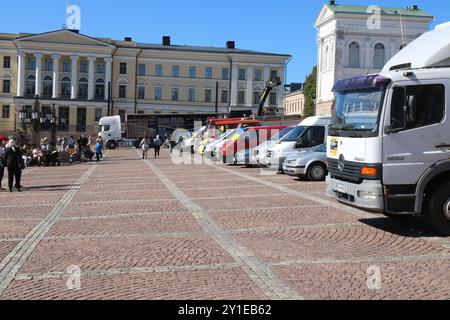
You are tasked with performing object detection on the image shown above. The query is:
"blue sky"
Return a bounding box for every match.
[1,0,449,83]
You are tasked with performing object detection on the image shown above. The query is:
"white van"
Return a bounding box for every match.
[266,116,331,171]
[99,116,122,149]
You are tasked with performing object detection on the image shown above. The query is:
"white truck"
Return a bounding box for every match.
[99,116,122,150]
[326,22,450,236]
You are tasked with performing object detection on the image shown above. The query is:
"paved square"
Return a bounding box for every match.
[0,148,449,300]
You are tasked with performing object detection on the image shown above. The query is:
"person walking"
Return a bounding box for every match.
[153,135,162,159]
[140,136,150,159]
[5,137,23,192]
[96,134,104,158]
[0,138,6,191]
[95,141,102,163]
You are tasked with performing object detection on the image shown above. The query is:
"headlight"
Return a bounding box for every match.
[357,191,378,200]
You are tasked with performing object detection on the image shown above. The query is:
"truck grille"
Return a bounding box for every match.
[328,158,364,184]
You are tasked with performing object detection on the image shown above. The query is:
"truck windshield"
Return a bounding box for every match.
[330,88,385,137]
[280,126,306,142]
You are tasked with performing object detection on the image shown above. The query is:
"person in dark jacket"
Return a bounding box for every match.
[0,137,6,191]
[5,137,23,192]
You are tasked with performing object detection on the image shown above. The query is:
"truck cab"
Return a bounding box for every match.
[326,22,450,235]
[99,116,122,150]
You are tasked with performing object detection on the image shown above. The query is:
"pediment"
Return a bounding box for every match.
[315,5,334,27]
[15,29,114,48]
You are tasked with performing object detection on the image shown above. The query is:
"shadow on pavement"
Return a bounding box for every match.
[359,216,439,238]
[23,184,74,192]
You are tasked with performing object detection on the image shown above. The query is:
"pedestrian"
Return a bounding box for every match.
[95,142,102,163]
[5,137,23,192]
[96,134,104,158]
[140,136,150,159]
[153,135,162,159]
[0,137,6,191]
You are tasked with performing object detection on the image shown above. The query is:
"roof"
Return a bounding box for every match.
[326,3,434,18]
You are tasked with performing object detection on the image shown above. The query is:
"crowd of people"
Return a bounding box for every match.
[0,133,105,192]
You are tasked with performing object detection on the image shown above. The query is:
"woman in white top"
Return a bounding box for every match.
[139,136,151,159]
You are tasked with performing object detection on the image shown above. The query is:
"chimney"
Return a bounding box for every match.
[226,41,235,49]
[162,36,171,46]
[412,4,418,10]
[124,37,132,42]
[329,0,336,5]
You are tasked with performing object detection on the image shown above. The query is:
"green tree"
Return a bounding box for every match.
[303,66,317,117]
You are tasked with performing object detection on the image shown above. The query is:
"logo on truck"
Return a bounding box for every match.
[338,154,345,172]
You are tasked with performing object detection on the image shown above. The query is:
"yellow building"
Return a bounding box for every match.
[284,90,305,116]
[0,29,290,137]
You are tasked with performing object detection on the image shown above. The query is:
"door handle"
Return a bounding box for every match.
[435,144,450,149]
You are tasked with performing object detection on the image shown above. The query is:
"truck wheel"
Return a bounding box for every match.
[108,141,117,150]
[307,163,327,181]
[426,181,450,236]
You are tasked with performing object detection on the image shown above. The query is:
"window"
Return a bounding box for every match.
[154,87,162,100]
[58,107,69,131]
[349,42,360,68]
[78,78,88,99]
[171,87,179,101]
[253,91,261,104]
[43,76,53,97]
[119,63,127,75]
[205,89,212,102]
[95,78,105,100]
[28,58,36,71]
[96,62,104,74]
[221,90,228,103]
[238,91,245,104]
[95,108,103,122]
[80,60,88,73]
[26,75,36,96]
[62,60,71,72]
[3,56,10,69]
[41,59,51,72]
[373,43,385,69]
[2,105,10,119]
[390,84,445,131]
[138,64,146,76]
[61,76,71,98]
[270,70,278,81]
[2,79,10,93]
[119,85,126,98]
[155,64,163,77]
[270,92,277,105]
[205,67,213,79]
[76,108,86,132]
[189,66,196,78]
[188,88,196,102]
[222,68,229,80]
[238,68,246,81]
[297,126,326,148]
[172,65,179,77]
[138,86,145,99]
[254,70,262,81]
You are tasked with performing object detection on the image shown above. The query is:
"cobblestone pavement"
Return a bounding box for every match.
[0,148,449,300]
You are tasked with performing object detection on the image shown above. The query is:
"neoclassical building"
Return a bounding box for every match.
[0,29,290,136]
[314,2,434,115]
[284,89,305,116]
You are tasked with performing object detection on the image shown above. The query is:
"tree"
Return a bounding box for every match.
[303,66,317,117]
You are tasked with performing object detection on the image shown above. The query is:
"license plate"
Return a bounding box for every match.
[337,184,348,194]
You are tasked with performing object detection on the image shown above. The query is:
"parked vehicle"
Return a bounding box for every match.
[283,144,328,181]
[225,126,289,165]
[99,116,122,150]
[326,22,450,235]
[266,116,331,171]
[254,126,296,167]
[204,129,238,160]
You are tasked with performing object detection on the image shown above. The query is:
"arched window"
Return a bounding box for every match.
[43,75,53,97]
[61,76,71,98]
[78,77,88,99]
[26,75,36,96]
[349,42,360,68]
[95,78,105,100]
[373,43,385,69]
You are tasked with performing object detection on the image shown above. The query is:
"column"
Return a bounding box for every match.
[87,57,96,100]
[263,66,270,107]
[230,63,238,107]
[17,52,25,97]
[34,53,43,97]
[71,55,79,99]
[52,54,61,99]
[277,67,285,111]
[104,57,113,101]
[246,65,253,107]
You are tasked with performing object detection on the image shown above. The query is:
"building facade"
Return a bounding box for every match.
[0,29,290,137]
[314,2,434,116]
[284,90,305,116]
